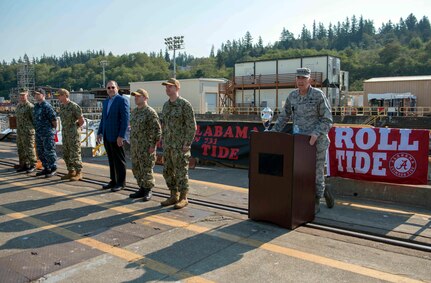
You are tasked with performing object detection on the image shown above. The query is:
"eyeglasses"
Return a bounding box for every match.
[107,86,116,90]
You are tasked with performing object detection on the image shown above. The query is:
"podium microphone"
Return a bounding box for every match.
[291,106,299,134]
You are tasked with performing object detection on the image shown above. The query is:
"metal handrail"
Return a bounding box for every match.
[49,106,431,117]
[331,106,431,117]
[80,129,93,145]
[92,143,106,157]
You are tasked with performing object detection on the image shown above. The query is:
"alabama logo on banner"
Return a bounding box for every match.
[328,127,429,185]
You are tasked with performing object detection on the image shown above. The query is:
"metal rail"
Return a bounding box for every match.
[0,131,13,141]
[305,223,431,253]
[72,175,250,215]
[1,159,430,253]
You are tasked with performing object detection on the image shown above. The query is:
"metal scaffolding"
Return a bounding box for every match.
[11,58,36,104]
[17,59,35,92]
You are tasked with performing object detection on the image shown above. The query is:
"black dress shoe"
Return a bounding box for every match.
[111,185,124,192]
[16,165,29,172]
[102,183,115,190]
[142,189,152,202]
[36,169,49,177]
[45,168,57,178]
[129,187,148,199]
[26,165,36,173]
[324,187,335,208]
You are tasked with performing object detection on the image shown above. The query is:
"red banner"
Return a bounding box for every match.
[156,121,263,166]
[328,127,429,185]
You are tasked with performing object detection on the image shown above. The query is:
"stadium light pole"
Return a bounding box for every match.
[164,36,185,78]
[100,60,108,88]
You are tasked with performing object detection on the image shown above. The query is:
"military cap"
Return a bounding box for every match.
[34,88,46,95]
[296,68,311,78]
[55,88,70,97]
[131,88,149,98]
[162,78,180,89]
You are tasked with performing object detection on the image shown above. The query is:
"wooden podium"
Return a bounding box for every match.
[249,131,316,229]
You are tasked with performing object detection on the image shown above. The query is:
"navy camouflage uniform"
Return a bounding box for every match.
[59,101,83,172]
[272,86,333,198]
[130,105,161,189]
[161,97,196,194]
[16,101,36,167]
[34,100,57,171]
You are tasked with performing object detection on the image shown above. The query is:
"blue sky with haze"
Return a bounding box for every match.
[0,0,429,63]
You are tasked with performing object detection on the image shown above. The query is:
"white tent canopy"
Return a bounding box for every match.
[368,93,416,101]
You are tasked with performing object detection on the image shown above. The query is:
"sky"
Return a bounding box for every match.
[0,0,429,63]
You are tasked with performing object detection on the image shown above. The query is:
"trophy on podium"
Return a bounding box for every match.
[260,107,273,131]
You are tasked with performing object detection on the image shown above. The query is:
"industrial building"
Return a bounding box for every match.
[130,78,227,114]
[218,55,345,113]
[363,76,431,110]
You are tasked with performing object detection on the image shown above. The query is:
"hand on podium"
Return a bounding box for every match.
[309,134,317,146]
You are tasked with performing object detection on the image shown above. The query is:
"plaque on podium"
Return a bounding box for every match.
[249,131,316,229]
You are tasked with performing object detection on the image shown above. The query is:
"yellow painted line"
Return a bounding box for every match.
[259,242,422,283]
[2,161,427,220]
[0,177,424,282]
[0,204,213,283]
[34,186,211,234]
[204,230,424,283]
[82,161,247,192]
[82,161,430,212]
[31,186,210,234]
[188,179,246,193]
[337,201,431,218]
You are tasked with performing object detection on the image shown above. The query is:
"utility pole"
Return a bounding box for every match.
[100,60,108,88]
[164,36,185,78]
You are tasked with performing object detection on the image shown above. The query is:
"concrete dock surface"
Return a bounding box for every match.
[0,141,430,282]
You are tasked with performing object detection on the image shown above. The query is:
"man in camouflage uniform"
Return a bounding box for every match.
[272,68,335,213]
[56,88,85,181]
[128,88,161,201]
[160,78,197,209]
[15,90,37,173]
[33,88,58,178]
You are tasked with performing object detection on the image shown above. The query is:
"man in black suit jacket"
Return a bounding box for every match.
[97,80,130,191]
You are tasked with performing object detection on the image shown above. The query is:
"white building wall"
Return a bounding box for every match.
[257,89,275,108]
[236,88,305,110]
[235,89,254,105]
[278,89,295,109]
[234,62,254,76]
[201,82,220,113]
[255,61,276,75]
[302,56,328,80]
[278,59,301,74]
[354,95,364,107]
[332,57,341,84]
[130,78,226,114]
[234,56,343,108]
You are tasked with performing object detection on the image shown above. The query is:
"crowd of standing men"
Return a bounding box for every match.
[96,78,196,208]
[15,78,197,210]
[15,88,59,177]
[14,72,332,212]
[15,87,84,179]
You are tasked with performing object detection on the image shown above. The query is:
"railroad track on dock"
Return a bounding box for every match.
[1,159,430,253]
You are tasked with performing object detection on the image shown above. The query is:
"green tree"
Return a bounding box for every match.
[379,41,402,64]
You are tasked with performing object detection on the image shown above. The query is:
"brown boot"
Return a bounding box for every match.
[70,170,83,181]
[160,190,179,207]
[174,191,189,209]
[61,170,75,180]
